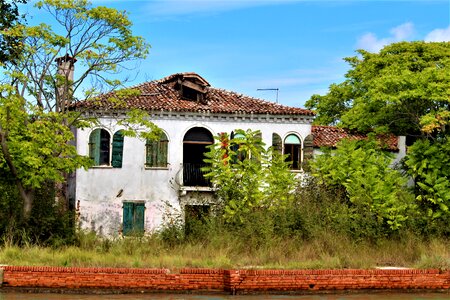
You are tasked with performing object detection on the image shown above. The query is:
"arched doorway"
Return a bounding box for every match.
[183,127,214,186]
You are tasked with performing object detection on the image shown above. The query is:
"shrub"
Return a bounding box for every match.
[310,138,415,238]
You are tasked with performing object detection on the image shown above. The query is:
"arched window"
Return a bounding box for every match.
[146,131,169,168]
[230,131,246,162]
[111,130,124,168]
[89,129,110,166]
[284,134,301,170]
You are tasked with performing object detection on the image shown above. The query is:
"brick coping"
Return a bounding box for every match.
[1,266,447,275]
[1,266,449,294]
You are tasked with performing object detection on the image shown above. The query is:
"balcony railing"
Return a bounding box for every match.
[183,163,211,187]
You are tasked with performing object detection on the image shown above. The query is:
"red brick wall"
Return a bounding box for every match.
[1,266,449,294]
[236,269,450,292]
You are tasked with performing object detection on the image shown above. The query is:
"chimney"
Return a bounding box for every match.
[55,54,77,112]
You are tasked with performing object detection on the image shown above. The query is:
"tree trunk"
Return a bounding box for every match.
[18,184,34,220]
[0,127,34,220]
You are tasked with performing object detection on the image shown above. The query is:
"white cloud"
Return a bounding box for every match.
[356,22,415,52]
[390,22,414,40]
[425,25,450,42]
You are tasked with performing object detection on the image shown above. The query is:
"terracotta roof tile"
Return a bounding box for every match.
[74,73,314,116]
[312,125,399,151]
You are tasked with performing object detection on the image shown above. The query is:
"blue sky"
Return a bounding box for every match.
[25,0,450,108]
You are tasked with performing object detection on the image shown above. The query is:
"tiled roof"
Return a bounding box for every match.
[312,125,399,151]
[74,72,314,116]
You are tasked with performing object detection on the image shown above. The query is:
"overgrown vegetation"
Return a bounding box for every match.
[0,175,76,246]
[0,181,449,269]
[311,137,414,237]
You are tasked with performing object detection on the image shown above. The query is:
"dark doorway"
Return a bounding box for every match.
[183,127,213,186]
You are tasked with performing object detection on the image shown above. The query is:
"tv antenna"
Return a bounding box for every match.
[257,88,279,103]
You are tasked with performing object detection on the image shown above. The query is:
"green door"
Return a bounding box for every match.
[123,202,145,235]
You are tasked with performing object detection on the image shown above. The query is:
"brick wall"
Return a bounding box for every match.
[1,266,449,294]
[236,269,450,293]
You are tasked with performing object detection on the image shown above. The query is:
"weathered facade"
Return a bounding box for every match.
[73,73,315,236]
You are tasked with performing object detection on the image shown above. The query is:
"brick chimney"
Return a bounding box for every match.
[55,54,77,112]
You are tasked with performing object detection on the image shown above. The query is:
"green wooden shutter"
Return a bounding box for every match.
[134,203,145,234]
[272,133,282,154]
[123,202,133,235]
[89,129,101,165]
[146,140,155,167]
[158,133,168,167]
[302,134,314,171]
[112,131,124,168]
[146,132,168,168]
[123,202,145,236]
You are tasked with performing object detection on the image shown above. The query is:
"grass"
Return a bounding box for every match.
[1,232,449,270]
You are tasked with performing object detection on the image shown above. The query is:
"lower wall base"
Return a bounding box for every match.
[1,266,449,295]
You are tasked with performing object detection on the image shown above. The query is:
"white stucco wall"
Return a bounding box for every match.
[75,112,313,237]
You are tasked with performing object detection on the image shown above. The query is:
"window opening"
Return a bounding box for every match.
[146,131,169,168]
[230,131,246,162]
[284,134,301,170]
[181,86,203,102]
[89,128,110,166]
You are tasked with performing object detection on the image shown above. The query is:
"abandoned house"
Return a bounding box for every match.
[71,72,320,236]
[71,72,406,237]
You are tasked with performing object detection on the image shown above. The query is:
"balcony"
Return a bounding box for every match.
[182,163,211,187]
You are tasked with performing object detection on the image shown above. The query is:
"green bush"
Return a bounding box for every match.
[404,137,450,224]
[310,138,415,238]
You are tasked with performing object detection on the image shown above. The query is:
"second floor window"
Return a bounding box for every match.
[284,134,301,170]
[89,128,110,166]
[89,128,124,168]
[146,132,169,168]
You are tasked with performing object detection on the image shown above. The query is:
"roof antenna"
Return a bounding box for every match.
[257,88,279,103]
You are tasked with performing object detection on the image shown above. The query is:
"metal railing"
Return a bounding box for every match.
[182,163,211,187]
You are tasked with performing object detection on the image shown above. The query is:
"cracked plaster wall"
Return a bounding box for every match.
[75,114,312,237]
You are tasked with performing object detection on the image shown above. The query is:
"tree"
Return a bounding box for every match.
[0,0,151,220]
[306,41,450,139]
[0,0,26,64]
[306,41,450,228]
[311,138,414,234]
[203,129,297,224]
[403,137,450,221]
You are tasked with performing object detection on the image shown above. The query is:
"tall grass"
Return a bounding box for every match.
[0,229,449,270]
